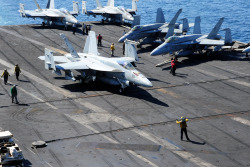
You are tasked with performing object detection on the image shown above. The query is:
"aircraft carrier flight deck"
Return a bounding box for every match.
[0,23,249,167]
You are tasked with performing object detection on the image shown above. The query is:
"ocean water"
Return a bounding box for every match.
[0,0,249,43]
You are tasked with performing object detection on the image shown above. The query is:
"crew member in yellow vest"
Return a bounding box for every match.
[176,117,190,141]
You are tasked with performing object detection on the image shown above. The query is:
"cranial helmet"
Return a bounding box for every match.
[181,117,185,121]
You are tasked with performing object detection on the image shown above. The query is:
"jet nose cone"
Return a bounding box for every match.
[139,76,153,87]
[151,48,162,56]
[143,78,153,87]
[128,16,134,21]
[150,44,167,56]
[118,35,126,43]
[145,80,153,87]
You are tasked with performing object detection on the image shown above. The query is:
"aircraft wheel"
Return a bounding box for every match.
[119,88,127,94]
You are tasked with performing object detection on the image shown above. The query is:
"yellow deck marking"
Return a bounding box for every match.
[157,88,180,98]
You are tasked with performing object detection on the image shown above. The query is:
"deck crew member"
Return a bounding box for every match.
[110,43,115,57]
[14,64,21,80]
[11,85,19,104]
[1,69,10,85]
[176,117,190,141]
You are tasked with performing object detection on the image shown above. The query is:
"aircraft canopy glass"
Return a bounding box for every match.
[60,9,70,15]
[118,61,135,70]
[118,6,127,12]
[132,25,142,31]
[165,36,179,43]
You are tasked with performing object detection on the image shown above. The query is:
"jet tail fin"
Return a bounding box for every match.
[19,4,26,17]
[165,9,182,39]
[132,0,139,12]
[96,0,103,8]
[33,0,41,10]
[131,15,140,27]
[46,0,55,9]
[125,40,139,62]
[60,34,80,59]
[181,18,189,32]
[73,1,80,14]
[82,1,87,13]
[107,0,114,7]
[223,28,232,45]
[207,17,224,39]
[193,16,201,34]
[44,48,56,70]
[83,31,99,56]
[156,8,165,23]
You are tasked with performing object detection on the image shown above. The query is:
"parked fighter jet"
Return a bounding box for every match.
[118,8,192,47]
[83,0,139,23]
[151,17,230,56]
[243,46,250,57]
[38,31,152,93]
[19,0,80,28]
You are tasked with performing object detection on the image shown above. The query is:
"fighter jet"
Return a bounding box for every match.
[118,8,192,47]
[243,46,250,57]
[38,31,152,93]
[82,0,139,23]
[19,0,80,28]
[151,17,231,56]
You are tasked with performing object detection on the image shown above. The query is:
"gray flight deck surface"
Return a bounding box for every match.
[0,23,249,167]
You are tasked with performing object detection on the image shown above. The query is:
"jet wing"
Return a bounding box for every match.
[70,12,78,15]
[56,59,122,72]
[56,61,88,70]
[23,10,47,17]
[175,41,199,45]
[38,56,70,63]
[110,57,135,64]
[102,8,120,14]
[144,29,161,33]
[160,28,182,34]
[24,10,64,18]
[199,39,224,45]
[44,11,64,17]
[87,9,105,15]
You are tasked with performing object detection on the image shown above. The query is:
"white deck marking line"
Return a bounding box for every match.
[0,59,76,98]
[228,79,250,88]
[0,71,57,109]
[71,102,217,167]
[173,151,216,167]
[231,117,250,126]
[26,147,36,155]
[0,27,67,55]
[45,161,53,167]
[18,86,58,109]
[66,115,159,167]
[192,67,250,88]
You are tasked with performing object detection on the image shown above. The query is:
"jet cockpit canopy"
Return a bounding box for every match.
[165,36,179,43]
[118,61,135,70]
